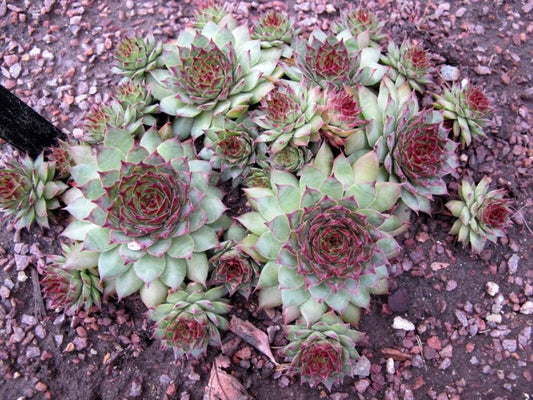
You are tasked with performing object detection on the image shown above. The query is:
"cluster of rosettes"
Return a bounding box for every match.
[0,0,514,391]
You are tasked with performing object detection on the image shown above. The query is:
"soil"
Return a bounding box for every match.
[1,0,532,399]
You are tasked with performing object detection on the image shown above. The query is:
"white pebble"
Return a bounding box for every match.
[486,281,500,296]
[520,301,533,315]
[392,316,415,331]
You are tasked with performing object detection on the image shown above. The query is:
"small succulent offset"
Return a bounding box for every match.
[150,283,230,358]
[41,243,102,313]
[112,34,162,81]
[434,82,492,145]
[381,40,433,92]
[0,153,68,230]
[252,10,297,56]
[238,144,405,326]
[446,177,513,253]
[62,128,227,308]
[283,312,363,390]
[331,6,387,44]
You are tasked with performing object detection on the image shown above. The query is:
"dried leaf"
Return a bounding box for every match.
[380,347,412,361]
[229,316,278,365]
[203,356,249,400]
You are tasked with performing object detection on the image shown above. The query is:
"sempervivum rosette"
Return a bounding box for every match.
[252,10,297,57]
[434,82,492,145]
[149,15,282,139]
[263,145,313,175]
[41,243,102,313]
[209,241,259,299]
[355,77,457,213]
[331,6,387,44]
[150,283,230,358]
[238,144,405,326]
[283,312,363,390]
[317,85,366,148]
[0,153,67,230]
[62,128,227,308]
[381,40,433,92]
[200,117,260,186]
[111,34,162,81]
[446,177,513,253]
[253,79,323,153]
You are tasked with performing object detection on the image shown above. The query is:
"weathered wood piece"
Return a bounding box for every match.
[0,84,66,157]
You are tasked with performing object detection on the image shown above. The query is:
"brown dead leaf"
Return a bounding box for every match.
[229,316,278,365]
[380,348,412,361]
[203,356,249,400]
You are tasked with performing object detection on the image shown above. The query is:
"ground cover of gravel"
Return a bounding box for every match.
[0,0,532,399]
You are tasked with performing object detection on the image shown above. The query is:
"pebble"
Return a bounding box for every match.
[446,280,457,291]
[355,378,370,393]
[520,301,533,315]
[26,346,41,358]
[440,65,460,81]
[392,316,415,331]
[438,358,451,370]
[507,254,519,274]
[486,282,500,296]
[486,313,503,323]
[353,356,371,377]
[501,339,517,352]
[386,358,395,375]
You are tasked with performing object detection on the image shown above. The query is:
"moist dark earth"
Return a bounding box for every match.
[1,0,532,399]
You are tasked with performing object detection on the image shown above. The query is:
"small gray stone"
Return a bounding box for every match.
[392,316,415,331]
[520,301,533,315]
[486,282,499,296]
[353,356,371,377]
[440,65,460,81]
[501,339,517,352]
[26,346,41,359]
[507,254,519,274]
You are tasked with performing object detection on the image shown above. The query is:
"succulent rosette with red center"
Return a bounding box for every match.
[150,15,282,139]
[111,34,162,81]
[283,312,363,390]
[331,6,387,44]
[209,241,259,298]
[252,10,297,56]
[62,128,227,308]
[238,144,405,326]
[318,85,366,147]
[150,283,230,358]
[381,40,433,92]
[446,177,513,253]
[434,83,493,145]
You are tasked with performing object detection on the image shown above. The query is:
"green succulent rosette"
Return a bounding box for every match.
[253,79,323,153]
[149,16,282,139]
[0,153,67,230]
[262,145,313,175]
[238,144,405,326]
[434,83,492,145]
[288,28,387,88]
[251,10,297,57]
[41,242,102,313]
[381,40,433,92]
[150,283,230,358]
[331,6,387,44]
[62,128,227,308]
[355,77,457,213]
[192,0,230,29]
[446,177,513,253]
[283,312,363,390]
[111,34,162,81]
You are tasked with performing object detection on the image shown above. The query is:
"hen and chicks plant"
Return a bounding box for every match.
[0,0,511,391]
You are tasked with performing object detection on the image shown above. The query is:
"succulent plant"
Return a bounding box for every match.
[252,10,297,56]
[61,128,227,308]
[114,80,159,125]
[209,241,259,299]
[262,145,313,174]
[446,177,513,253]
[253,79,323,153]
[47,139,73,180]
[238,144,405,325]
[41,242,102,313]
[381,40,433,92]
[357,77,457,213]
[200,117,260,186]
[0,153,68,230]
[112,34,162,81]
[317,85,366,148]
[192,0,230,29]
[434,82,492,145]
[150,283,230,358]
[150,17,282,139]
[283,312,363,390]
[331,6,387,44]
[245,167,271,189]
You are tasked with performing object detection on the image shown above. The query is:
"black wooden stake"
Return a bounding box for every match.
[0,84,66,158]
